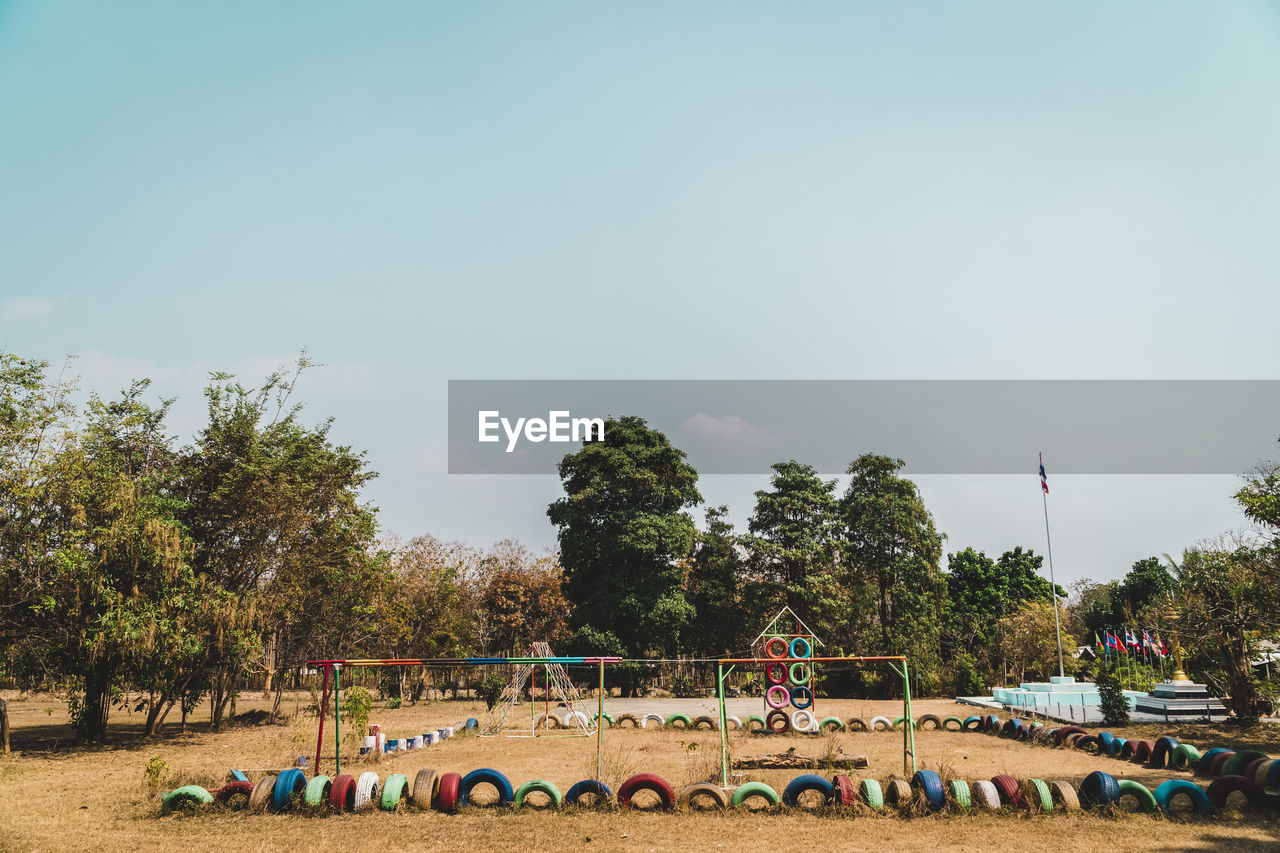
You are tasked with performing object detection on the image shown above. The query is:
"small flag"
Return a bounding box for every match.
[1094,632,1103,649]
[1105,632,1120,650]
[1156,634,1169,658]
[1039,453,1049,494]
[1125,629,1138,649]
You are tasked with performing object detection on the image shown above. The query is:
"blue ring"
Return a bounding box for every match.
[789,685,814,709]
[789,637,811,658]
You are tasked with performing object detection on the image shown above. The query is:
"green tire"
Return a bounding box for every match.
[304,775,332,808]
[514,779,563,809]
[380,773,409,811]
[891,715,915,730]
[942,716,963,731]
[744,715,766,731]
[161,785,213,813]
[665,712,693,729]
[1173,743,1202,770]
[818,716,845,732]
[948,779,972,810]
[1025,778,1053,813]
[593,713,614,727]
[859,778,884,809]
[1116,779,1158,813]
[1224,750,1268,777]
[731,781,781,809]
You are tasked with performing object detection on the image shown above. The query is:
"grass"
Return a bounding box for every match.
[2,693,1279,851]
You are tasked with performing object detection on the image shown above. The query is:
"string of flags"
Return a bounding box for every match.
[1093,629,1169,658]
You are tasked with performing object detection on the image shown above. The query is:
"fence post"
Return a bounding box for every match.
[0,698,9,754]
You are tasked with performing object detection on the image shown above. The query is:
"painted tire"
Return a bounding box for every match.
[1196,747,1231,775]
[1054,726,1085,745]
[912,769,945,812]
[1242,757,1269,784]
[1000,718,1021,737]
[618,773,675,811]
[1098,732,1115,753]
[1206,775,1265,810]
[764,637,789,658]
[248,775,277,813]
[885,779,912,808]
[869,715,892,732]
[846,717,869,732]
[1173,743,1202,771]
[819,716,845,732]
[1049,780,1080,812]
[1116,779,1158,813]
[459,768,514,807]
[971,780,1001,811]
[1074,735,1102,754]
[1154,779,1211,815]
[436,772,462,813]
[789,686,814,710]
[916,714,942,730]
[788,662,811,684]
[379,773,408,811]
[892,715,915,731]
[272,768,307,812]
[1150,736,1180,768]
[677,782,728,810]
[1120,739,1138,760]
[948,779,972,810]
[859,778,884,809]
[766,685,790,709]
[1224,750,1268,777]
[664,713,692,730]
[745,714,766,732]
[1256,758,1280,788]
[990,774,1024,807]
[766,662,788,684]
[1111,737,1128,757]
[983,714,1001,733]
[1023,778,1053,813]
[465,717,478,730]
[563,710,590,728]
[790,709,817,732]
[593,712,614,728]
[534,713,562,730]
[765,709,791,733]
[1133,740,1155,764]
[329,774,356,812]
[782,773,833,808]
[215,780,253,809]
[789,636,812,658]
[961,715,983,732]
[725,715,742,730]
[1064,732,1087,749]
[564,779,613,807]
[615,713,640,728]
[1079,771,1119,808]
[161,785,212,813]
[411,769,438,809]
[942,716,963,731]
[1208,751,1236,777]
[692,715,717,730]
[514,779,562,809]
[303,775,332,808]
[831,775,856,806]
[731,781,781,809]
[354,771,381,812]
[640,713,665,729]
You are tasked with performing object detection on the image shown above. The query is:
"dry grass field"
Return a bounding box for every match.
[3,692,1280,852]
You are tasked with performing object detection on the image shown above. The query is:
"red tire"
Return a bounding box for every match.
[1133,740,1155,763]
[215,780,253,808]
[1242,757,1269,783]
[831,775,856,807]
[1206,775,1265,810]
[1209,751,1235,777]
[990,774,1026,808]
[1054,726,1085,745]
[764,637,789,659]
[765,709,791,733]
[329,774,357,812]
[618,773,675,811]
[436,772,462,813]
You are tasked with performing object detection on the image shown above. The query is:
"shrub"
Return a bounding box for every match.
[1096,660,1130,726]
[477,674,506,710]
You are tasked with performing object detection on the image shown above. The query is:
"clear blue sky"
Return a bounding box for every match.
[3,2,1277,587]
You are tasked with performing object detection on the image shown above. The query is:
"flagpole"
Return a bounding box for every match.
[1040,452,1066,678]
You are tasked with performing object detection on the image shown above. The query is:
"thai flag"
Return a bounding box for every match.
[1039,453,1049,494]
[1125,629,1139,649]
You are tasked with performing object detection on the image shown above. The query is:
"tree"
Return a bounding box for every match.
[742,462,839,635]
[548,416,700,661]
[686,506,744,656]
[1118,557,1177,619]
[1095,657,1131,726]
[996,601,1076,684]
[1237,450,1280,533]
[477,540,570,655]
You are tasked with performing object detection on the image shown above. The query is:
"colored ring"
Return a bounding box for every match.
[1153,779,1211,815]
[790,709,816,732]
[765,662,787,684]
[781,773,833,808]
[458,767,514,807]
[730,781,781,809]
[564,779,613,807]
[765,709,791,733]
[789,637,811,658]
[160,785,213,813]
[764,637,789,658]
[788,662,811,684]
[766,685,790,709]
[514,779,562,809]
[789,686,814,709]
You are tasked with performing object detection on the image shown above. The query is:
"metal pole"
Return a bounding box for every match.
[717,662,731,787]
[596,661,604,780]
[334,664,341,778]
[1040,452,1066,678]
[902,660,917,775]
[315,664,331,773]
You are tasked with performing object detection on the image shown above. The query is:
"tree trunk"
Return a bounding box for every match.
[0,698,9,753]
[78,658,113,743]
[144,695,169,737]
[1221,635,1257,719]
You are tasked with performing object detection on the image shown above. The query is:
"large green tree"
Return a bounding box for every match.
[685,505,744,656]
[548,416,700,660]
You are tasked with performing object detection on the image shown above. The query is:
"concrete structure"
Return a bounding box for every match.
[1133,679,1227,719]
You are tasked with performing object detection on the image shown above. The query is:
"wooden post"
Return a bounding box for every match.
[0,697,9,753]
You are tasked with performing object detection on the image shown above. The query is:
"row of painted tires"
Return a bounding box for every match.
[365,719,470,754]
[161,767,1265,818]
[587,712,947,733]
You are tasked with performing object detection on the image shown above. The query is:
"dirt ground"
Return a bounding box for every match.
[3,692,1280,852]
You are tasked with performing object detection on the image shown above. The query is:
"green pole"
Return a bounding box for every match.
[901,660,916,776]
[716,663,732,787]
[334,664,341,777]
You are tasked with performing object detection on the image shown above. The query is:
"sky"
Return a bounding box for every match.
[2,2,1278,590]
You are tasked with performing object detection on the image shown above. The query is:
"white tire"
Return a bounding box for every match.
[354,771,381,812]
[971,780,1001,811]
[641,713,665,729]
[791,710,817,732]
[870,715,892,732]
[725,715,742,730]
[563,710,590,727]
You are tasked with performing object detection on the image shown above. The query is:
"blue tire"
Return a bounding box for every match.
[1098,732,1115,753]
[564,779,614,807]
[1268,759,1280,789]
[961,715,983,731]
[458,768,514,807]
[1151,736,1180,768]
[1079,771,1119,809]
[911,769,945,812]
[465,717,478,730]
[1153,779,1210,816]
[789,686,814,710]
[1109,737,1127,757]
[272,768,308,812]
[781,773,833,808]
[789,637,812,659]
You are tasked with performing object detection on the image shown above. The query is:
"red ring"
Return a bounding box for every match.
[764,637,788,659]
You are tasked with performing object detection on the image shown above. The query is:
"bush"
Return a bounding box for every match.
[343,686,373,739]
[950,653,985,697]
[387,697,401,709]
[1096,660,1130,726]
[671,673,699,698]
[477,674,506,710]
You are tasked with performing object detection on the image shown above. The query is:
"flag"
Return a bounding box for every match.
[1039,453,1049,494]
[1142,631,1154,653]
[1105,632,1120,651]
[1094,632,1103,649]
[1125,629,1139,650]
[1156,634,1169,658]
